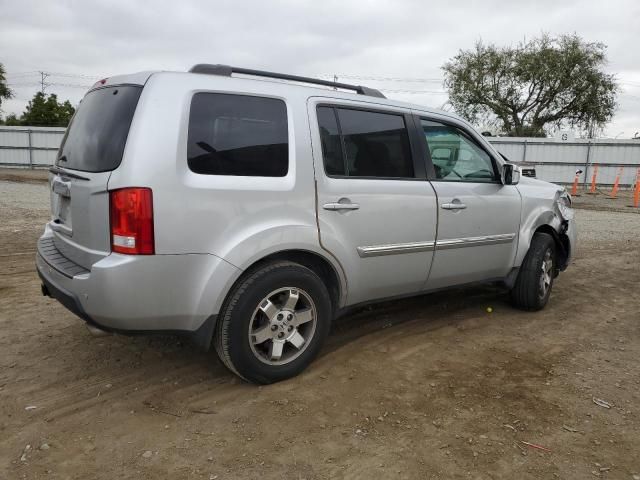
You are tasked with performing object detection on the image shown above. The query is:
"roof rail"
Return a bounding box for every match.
[188,64,386,99]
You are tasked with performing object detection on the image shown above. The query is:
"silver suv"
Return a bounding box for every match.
[37,64,576,384]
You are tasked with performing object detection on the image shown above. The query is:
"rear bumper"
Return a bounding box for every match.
[36,237,241,348]
[38,264,93,323]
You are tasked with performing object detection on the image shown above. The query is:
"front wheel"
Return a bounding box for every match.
[510,232,557,311]
[214,261,332,384]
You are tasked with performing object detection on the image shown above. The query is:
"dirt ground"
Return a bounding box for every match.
[1,169,639,480]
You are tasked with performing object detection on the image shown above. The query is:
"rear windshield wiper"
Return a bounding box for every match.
[49,165,90,181]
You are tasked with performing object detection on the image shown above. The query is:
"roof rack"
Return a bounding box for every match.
[188,64,386,99]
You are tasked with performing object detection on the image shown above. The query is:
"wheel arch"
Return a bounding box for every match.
[224,248,345,316]
[246,250,343,311]
[515,208,564,268]
[515,213,569,273]
[532,224,570,271]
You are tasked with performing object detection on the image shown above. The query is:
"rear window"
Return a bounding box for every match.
[57,86,142,172]
[187,93,288,177]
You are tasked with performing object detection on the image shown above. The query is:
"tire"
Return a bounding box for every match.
[510,232,557,311]
[214,261,332,384]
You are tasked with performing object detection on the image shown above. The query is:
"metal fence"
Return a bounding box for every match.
[489,137,640,187]
[0,126,65,168]
[1,126,639,186]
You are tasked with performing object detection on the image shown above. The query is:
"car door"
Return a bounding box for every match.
[416,117,522,290]
[309,100,438,305]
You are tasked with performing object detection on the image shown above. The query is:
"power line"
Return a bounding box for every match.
[6,70,100,80]
[48,71,100,80]
[4,71,40,78]
[47,82,92,88]
[6,82,42,87]
[326,73,640,91]
[378,89,446,94]
[8,68,640,86]
[5,69,640,103]
[330,74,443,83]
[7,81,91,89]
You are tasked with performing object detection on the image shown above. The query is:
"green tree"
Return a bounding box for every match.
[3,113,21,126]
[0,63,12,111]
[0,63,14,124]
[20,91,75,127]
[442,34,618,137]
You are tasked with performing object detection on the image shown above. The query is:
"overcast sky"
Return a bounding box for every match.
[2,0,639,138]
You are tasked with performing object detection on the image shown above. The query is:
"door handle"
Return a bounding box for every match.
[323,202,360,211]
[441,202,467,210]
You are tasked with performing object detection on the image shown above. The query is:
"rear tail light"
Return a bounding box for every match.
[91,78,108,89]
[109,188,154,255]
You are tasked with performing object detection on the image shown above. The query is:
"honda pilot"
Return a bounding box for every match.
[37,64,577,384]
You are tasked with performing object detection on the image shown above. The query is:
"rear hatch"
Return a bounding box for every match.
[47,84,143,270]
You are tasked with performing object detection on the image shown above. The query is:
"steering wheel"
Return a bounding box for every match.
[434,163,464,180]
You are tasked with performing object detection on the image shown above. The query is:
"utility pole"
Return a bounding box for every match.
[333,74,338,90]
[38,71,50,94]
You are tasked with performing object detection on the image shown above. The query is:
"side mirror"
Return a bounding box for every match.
[502,163,520,185]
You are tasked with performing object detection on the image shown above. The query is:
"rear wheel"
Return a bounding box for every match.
[511,232,556,311]
[214,261,331,384]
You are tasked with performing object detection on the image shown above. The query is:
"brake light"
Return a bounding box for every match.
[109,188,154,255]
[91,78,108,89]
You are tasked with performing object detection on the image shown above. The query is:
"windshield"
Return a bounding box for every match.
[57,86,142,172]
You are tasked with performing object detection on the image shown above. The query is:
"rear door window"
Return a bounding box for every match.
[316,107,344,176]
[58,86,142,172]
[317,106,415,179]
[187,93,288,177]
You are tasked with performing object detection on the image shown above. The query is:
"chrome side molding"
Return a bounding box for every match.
[357,241,436,258]
[357,234,516,257]
[435,233,516,250]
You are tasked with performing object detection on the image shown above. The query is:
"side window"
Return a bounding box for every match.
[187,93,288,177]
[316,106,415,179]
[421,120,497,183]
[317,107,344,176]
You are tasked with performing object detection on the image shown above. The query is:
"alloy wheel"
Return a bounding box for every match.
[248,287,317,366]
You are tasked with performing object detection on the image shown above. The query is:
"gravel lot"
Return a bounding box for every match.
[1,172,639,479]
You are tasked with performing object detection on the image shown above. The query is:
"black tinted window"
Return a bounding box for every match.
[317,108,414,178]
[188,93,288,177]
[317,107,344,176]
[58,86,142,172]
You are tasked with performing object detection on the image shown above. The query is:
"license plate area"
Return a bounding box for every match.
[51,179,73,232]
[57,196,72,227]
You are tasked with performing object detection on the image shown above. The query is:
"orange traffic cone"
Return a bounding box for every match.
[570,172,580,196]
[588,164,599,194]
[610,167,623,199]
